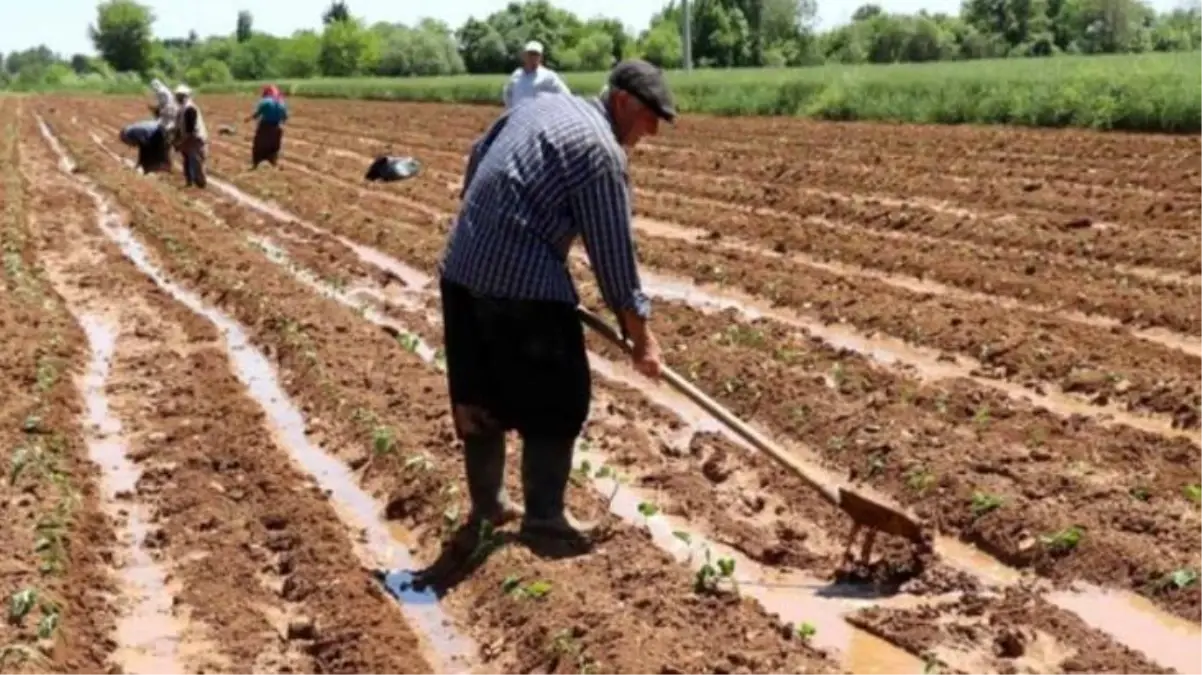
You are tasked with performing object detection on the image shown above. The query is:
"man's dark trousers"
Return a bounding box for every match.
[439,278,591,536]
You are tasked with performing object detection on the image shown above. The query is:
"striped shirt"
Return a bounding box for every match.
[439,93,650,319]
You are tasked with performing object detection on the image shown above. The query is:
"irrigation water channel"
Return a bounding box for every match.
[40,117,477,673]
[66,118,1202,674]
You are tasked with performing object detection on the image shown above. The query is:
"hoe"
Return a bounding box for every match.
[577,306,932,563]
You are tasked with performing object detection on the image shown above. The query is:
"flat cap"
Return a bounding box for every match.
[608,59,676,123]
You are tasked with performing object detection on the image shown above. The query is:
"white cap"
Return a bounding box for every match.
[523,40,543,54]
[174,84,191,96]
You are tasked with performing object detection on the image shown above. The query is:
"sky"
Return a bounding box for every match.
[2,0,1184,58]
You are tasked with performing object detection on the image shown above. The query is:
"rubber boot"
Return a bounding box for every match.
[519,435,594,542]
[463,433,521,527]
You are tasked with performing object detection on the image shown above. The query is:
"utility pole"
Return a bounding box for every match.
[682,0,693,70]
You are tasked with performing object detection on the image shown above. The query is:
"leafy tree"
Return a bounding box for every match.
[323,1,351,25]
[88,0,155,72]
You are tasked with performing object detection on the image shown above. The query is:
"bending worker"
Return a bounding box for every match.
[172,84,208,188]
[501,40,570,109]
[438,59,675,545]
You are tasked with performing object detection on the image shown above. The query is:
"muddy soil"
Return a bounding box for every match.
[0,101,119,674]
[43,96,1199,674]
[40,109,842,674]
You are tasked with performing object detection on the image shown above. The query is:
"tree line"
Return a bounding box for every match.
[2,0,1199,89]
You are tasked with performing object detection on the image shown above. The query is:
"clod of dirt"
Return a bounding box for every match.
[286,616,317,640]
[261,514,289,530]
[993,626,1031,658]
[1061,369,1108,394]
[1061,217,1093,229]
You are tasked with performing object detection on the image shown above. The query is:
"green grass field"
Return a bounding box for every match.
[198,52,1201,132]
[21,52,1197,132]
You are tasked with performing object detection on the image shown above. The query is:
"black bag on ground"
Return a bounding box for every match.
[365,155,421,182]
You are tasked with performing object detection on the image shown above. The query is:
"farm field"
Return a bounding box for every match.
[1,93,1198,674]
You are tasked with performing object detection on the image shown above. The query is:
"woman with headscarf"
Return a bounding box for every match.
[247,84,289,169]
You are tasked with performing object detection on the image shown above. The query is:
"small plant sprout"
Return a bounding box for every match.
[36,603,59,639]
[1161,568,1199,590]
[1040,525,1083,553]
[972,404,991,429]
[672,530,692,545]
[922,652,946,674]
[504,577,552,600]
[637,501,659,519]
[402,453,432,473]
[694,548,739,595]
[970,491,1003,518]
[904,466,934,494]
[8,588,36,623]
[866,453,887,478]
[1183,484,1201,506]
[795,622,817,642]
[395,332,420,353]
[1128,485,1151,502]
[371,426,396,455]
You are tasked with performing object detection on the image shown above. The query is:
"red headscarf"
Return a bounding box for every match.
[262,84,282,101]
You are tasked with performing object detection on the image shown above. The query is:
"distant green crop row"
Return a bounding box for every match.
[34,52,1198,133]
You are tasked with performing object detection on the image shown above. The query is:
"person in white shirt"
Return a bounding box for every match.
[502,40,570,109]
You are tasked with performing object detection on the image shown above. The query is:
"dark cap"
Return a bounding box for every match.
[608,59,677,123]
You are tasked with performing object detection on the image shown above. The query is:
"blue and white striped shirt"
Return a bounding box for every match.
[439,93,651,319]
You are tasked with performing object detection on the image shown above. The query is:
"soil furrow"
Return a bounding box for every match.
[35,113,450,675]
[43,105,845,675]
[0,101,120,675]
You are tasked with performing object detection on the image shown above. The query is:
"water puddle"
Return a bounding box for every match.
[77,314,187,674]
[1047,585,1201,674]
[42,118,474,673]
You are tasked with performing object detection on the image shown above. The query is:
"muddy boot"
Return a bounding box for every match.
[463,433,521,527]
[519,435,595,544]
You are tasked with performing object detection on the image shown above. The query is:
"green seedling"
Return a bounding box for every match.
[570,460,593,487]
[795,622,816,642]
[8,588,36,624]
[1129,486,1151,502]
[830,363,846,388]
[1183,484,1201,506]
[1040,525,1083,553]
[593,466,614,479]
[866,453,887,478]
[970,491,1003,518]
[1145,568,1201,594]
[22,415,41,434]
[402,453,432,473]
[433,348,447,369]
[905,466,934,494]
[672,530,692,545]
[694,548,739,595]
[371,426,396,455]
[504,577,552,600]
[972,405,991,429]
[36,604,59,639]
[922,652,947,674]
[637,501,659,518]
[395,332,420,353]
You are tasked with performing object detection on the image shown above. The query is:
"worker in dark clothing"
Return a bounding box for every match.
[172,85,208,188]
[119,120,171,174]
[247,84,289,169]
[437,60,675,548]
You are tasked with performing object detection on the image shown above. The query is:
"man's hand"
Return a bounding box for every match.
[620,310,662,379]
[631,330,663,379]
